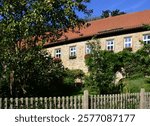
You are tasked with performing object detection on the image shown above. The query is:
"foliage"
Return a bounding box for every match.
[84,41,123,94]
[84,38,150,95]
[0,0,90,97]
[63,69,84,96]
[136,44,150,76]
[100,9,126,18]
[0,47,65,97]
[123,76,150,93]
[116,50,141,78]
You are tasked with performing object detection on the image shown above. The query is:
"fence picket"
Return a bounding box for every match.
[62,97,65,109]
[70,96,73,109]
[100,95,103,109]
[74,96,77,109]
[57,97,61,109]
[97,95,100,109]
[44,97,47,109]
[90,95,93,109]
[53,97,56,109]
[94,95,96,109]
[104,95,106,109]
[106,95,109,108]
[66,96,69,109]
[49,97,52,109]
[30,97,33,109]
[10,98,13,109]
[35,97,38,109]
[78,96,81,109]
[4,98,7,109]
[25,97,28,109]
[40,97,43,109]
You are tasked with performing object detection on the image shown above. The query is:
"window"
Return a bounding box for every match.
[69,46,76,59]
[124,37,132,48]
[107,40,114,51]
[143,34,150,44]
[55,48,61,58]
[85,44,91,54]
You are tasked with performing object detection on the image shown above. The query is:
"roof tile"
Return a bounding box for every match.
[45,10,150,45]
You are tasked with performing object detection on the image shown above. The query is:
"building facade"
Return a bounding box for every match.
[44,10,150,73]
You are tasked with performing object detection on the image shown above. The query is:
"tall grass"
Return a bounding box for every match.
[123,76,150,93]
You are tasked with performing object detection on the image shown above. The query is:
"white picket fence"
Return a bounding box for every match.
[0,88,150,109]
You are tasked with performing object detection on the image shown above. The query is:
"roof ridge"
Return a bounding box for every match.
[87,9,150,23]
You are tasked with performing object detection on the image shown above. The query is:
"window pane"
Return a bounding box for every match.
[86,44,91,54]
[143,34,150,44]
[124,37,132,48]
[55,49,61,58]
[107,40,114,51]
[70,46,76,56]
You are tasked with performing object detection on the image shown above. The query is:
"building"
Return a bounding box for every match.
[44,10,150,73]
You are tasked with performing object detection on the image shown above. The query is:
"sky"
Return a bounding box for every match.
[80,0,150,18]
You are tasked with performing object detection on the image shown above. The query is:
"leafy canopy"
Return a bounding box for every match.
[0,0,91,97]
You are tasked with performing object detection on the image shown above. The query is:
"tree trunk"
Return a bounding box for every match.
[10,71,14,96]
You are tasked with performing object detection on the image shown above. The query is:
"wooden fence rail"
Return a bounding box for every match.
[0,88,150,109]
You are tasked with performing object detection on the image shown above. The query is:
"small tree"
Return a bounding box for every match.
[0,46,65,97]
[136,44,150,76]
[116,49,142,78]
[85,40,122,94]
[100,9,126,18]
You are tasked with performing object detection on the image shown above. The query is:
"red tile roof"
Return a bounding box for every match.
[45,10,150,46]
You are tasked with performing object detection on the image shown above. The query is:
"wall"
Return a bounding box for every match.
[47,30,150,73]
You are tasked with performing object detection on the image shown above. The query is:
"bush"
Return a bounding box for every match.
[62,69,85,96]
[0,47,65,97]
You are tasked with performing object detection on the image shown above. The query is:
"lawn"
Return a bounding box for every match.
[123,76,150,93]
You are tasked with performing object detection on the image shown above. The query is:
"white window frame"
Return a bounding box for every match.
[106,39,114,51]
[55,48,61,58]
[124,36,132,48]
[85,44,91,54]
[69,46,76,57]
[143,34,150,44]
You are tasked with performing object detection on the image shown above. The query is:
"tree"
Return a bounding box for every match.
[0,0,91,97]
[116,50,141,78]
[0,47,65,97]
[100,9,126,18]
[136,44,150,76]
[85,40,123,94]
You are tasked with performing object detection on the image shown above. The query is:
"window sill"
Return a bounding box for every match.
[123,47,132,51]
[69,56,77,59]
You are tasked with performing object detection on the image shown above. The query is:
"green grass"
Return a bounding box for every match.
[123,76,150,93]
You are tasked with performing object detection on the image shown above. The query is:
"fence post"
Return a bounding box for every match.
[83,90,89,109]
[140,88,145,109]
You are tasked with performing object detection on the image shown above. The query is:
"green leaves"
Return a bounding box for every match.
[85,41,119,94]
[0,0,91,45]
[0,0,90,97]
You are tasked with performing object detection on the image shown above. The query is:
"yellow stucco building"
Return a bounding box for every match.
[44,10,150,73]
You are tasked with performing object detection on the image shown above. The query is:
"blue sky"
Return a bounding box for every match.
[80,0,150,18]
